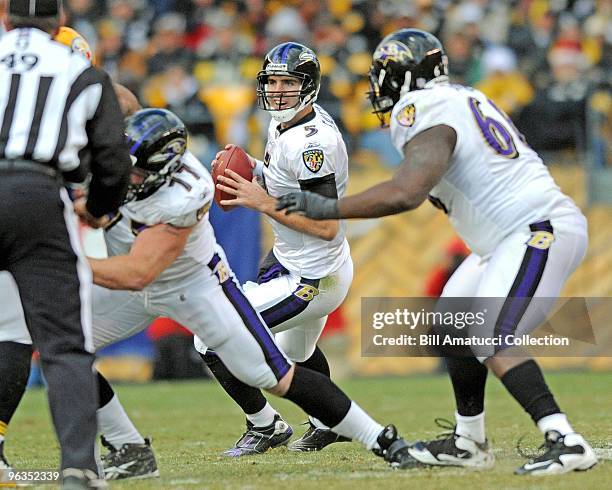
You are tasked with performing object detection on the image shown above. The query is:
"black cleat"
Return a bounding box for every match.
[515,430,597,475]
[374,424,421,469]
[101,436,159,480]
[408,418,494,469]
[287,422,351,452]
[60,468,107,489]
[223,414,293,457]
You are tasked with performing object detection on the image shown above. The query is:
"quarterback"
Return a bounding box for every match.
[194,41,354,456]
[278,29,597,476]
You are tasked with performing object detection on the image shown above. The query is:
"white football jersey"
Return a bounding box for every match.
[390,82,584,256]
[104,151,216,284]
[263,104,351,278]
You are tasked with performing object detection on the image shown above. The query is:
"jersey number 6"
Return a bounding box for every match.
[468,97,518,159]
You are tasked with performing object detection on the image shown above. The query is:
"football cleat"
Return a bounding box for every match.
[515,430,597,476]
[407,418,494,469]
[287,422,351,452]
[373,424,422,469]
[101,436,159,480]
[223,414,293,457]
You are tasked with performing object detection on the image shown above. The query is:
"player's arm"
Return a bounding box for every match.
[89,224,193,290]
[217,169,339,241]
[277,125,456,219]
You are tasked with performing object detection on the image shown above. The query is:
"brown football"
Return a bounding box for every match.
[212,145,253,211]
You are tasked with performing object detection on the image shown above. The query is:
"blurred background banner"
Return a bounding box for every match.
[11,0,609,383]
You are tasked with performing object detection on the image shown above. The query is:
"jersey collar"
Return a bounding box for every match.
[276,108,316,136]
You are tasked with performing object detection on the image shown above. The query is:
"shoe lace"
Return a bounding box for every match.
[516,433,556,460]
[425,418,459,453]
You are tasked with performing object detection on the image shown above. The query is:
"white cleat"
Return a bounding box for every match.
[515,431,598,476]
[408,419,494,469]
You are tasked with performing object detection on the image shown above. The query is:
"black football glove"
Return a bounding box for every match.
[276,191,340,219]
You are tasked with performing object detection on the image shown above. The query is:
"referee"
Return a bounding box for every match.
[0,1,131,488]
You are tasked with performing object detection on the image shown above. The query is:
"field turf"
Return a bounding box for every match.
[7,372,611,489]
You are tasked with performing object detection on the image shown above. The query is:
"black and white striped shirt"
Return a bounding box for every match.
[0,27,130,216]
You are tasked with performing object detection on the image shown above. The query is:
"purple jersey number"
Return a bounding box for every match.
[468,97,518,159]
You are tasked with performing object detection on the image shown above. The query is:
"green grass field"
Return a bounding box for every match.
[6,372,611,489]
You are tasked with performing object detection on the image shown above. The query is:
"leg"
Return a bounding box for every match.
[96,372,158,480]
[6,187,100,475]
[194,258,349,456]
[275,319,351,451]
[482,221,595,474]
[183,252,414,468]
[408,253,494,468]
[0,342,32,467]
[0,272,34,467]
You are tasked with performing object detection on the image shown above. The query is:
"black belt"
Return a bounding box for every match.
[0,159,58,178]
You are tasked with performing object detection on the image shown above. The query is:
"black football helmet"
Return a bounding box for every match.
[368,29,448,125]
[123,108,187,203]
[256,42,321,123]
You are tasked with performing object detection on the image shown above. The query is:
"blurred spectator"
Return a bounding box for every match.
[147,12,193,74]
[476,45,534,119]
[518,46,591,152]
[107,0,151,52]
[443,29,482,85]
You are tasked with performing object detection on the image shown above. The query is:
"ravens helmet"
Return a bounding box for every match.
[256,42,321,123]
[123,108,187,203]
[368,29,448,125]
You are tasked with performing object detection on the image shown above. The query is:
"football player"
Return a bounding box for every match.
[277,29,598,476]
[0,108,418,475]
[193,41,355,456]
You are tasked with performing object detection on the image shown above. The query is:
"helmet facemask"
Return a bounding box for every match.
[124,141,185,204]
[256,71,318,123]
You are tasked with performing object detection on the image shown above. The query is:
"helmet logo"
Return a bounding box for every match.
[374,41,413,63]
[396,103,416,127]
[148,138,186,164]
[298,52,316,63]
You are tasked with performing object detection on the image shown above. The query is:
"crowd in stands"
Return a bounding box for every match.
[5,0,610,165]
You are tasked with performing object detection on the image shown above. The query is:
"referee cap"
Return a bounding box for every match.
[8,0,60,17]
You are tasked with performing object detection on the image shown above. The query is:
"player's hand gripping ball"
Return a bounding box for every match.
[212,145,253,211]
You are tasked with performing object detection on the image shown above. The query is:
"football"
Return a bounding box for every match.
[212,145,253,211]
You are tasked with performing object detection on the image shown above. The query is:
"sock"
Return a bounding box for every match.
[500,360,561,424]
[446,357,488,416]
[0,342,33,426]
[202,350,268,415]
[297,346,330,377]
[331,403,384,450]
[537,413,574,436]
[455,411,486,443]
[282,365,383,447]
[97,372,144,448]
[246,402,278,428]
